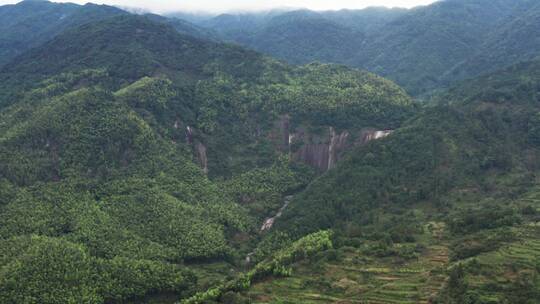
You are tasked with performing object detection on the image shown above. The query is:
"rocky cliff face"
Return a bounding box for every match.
[182,115,392,175]
[279,115,393,172]
[291,127,350,171]
[195,142,208,174]
[183,123,208,175]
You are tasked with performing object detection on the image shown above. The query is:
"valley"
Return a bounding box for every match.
[0,0,539,303]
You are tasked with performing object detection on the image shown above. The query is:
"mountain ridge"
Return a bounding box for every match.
[0,1,539,303]
[183,0,540,96]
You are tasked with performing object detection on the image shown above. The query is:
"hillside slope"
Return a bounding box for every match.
[172,60,540,304]
[279,58,540,237]
[244,59,540,304]
[352,0,525,95]
[444,1,540,83]
[191,0,540,96]
[0,15,415,303]
[230,11,364,65]
[0,0,126,66]
[0,14,415,176]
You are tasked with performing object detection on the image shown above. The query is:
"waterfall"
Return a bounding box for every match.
[260,195,293,232]
[246,195,294,264]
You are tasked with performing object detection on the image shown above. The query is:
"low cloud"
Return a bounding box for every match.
[0,0,438,13]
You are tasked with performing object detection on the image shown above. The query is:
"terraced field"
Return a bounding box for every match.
[464,224,540,302]
[245,206,540,304]
[247,226,450,303]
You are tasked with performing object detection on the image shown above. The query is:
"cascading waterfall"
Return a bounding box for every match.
[245,195,294,264]
[260,195,294,232]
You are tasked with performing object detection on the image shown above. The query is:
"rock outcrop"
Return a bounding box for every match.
[360,129,393,143]
[291,127,350,171]
[184,124,208,175]
[277,115,393,172]
[182,115,393,175]
[195,142,208,175]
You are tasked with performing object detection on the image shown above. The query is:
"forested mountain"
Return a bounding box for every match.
[234,59,540,304]
[183,7,402,66]
[0,1,539,303]
[0,13,414,174]
[444,1,540,84]
[317,7,408,31]
[218,10,365,65]
[0,0,218,67]
[0,13,414,303]
[143,13,219,41]
[184,0,540,96]
[0,0,126,66]
[279,58,540,236]
[172,56,540,304]
[351,0,532,95]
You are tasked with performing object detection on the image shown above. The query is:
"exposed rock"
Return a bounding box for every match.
[290,126,350,171]
[195,142,208,175]
[245,252,254,264]
[328,127,350,170]
[185,126,194,144]
[185,115,394,176]
[288,124,392,172]
[279,114,290,152]
[295,143,331,171]
[359,129,393,144]
[184,125,208,174]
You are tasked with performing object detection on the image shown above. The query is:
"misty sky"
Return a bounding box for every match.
[0,0,438,13]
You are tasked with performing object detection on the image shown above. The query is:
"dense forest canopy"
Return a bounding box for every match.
[0,10,416,303]
[0,0,539,303]
[181,0,540,96]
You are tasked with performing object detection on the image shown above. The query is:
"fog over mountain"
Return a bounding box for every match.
[0,0,438,13]
[0,0,539,303]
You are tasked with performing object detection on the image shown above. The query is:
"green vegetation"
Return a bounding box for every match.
[220,158,314,222]
[0,0,126,67]
[0,13,413,303]
[1,2,540,303]
[0,235,196,303]
[239,59,540,303]
[0,14,414,176]
[181,230,333,304]
[277,57,540,237]
[191,0,540,96]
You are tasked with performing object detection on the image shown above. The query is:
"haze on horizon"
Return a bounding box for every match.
[0,0,439,13]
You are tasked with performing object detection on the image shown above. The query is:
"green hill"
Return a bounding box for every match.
[0,0,219,69]
[0,14,414,303]
[0,15,415,176]
[277,57,540,238]
[215,10,365,65]
[1,3,538,303]
[190,0,540,96]
[444,1,540,84]
[237,59,540,304]
[0,0,126,67]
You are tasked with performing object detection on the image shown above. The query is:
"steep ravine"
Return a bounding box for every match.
[245,195,294,264]
[244,125,393,263]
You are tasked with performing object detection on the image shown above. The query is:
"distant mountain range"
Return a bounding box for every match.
[0,1,539,303]
[172,0,540,96]
[0,0,216,67]
[4,0,539,96]
[0,0,125,66]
